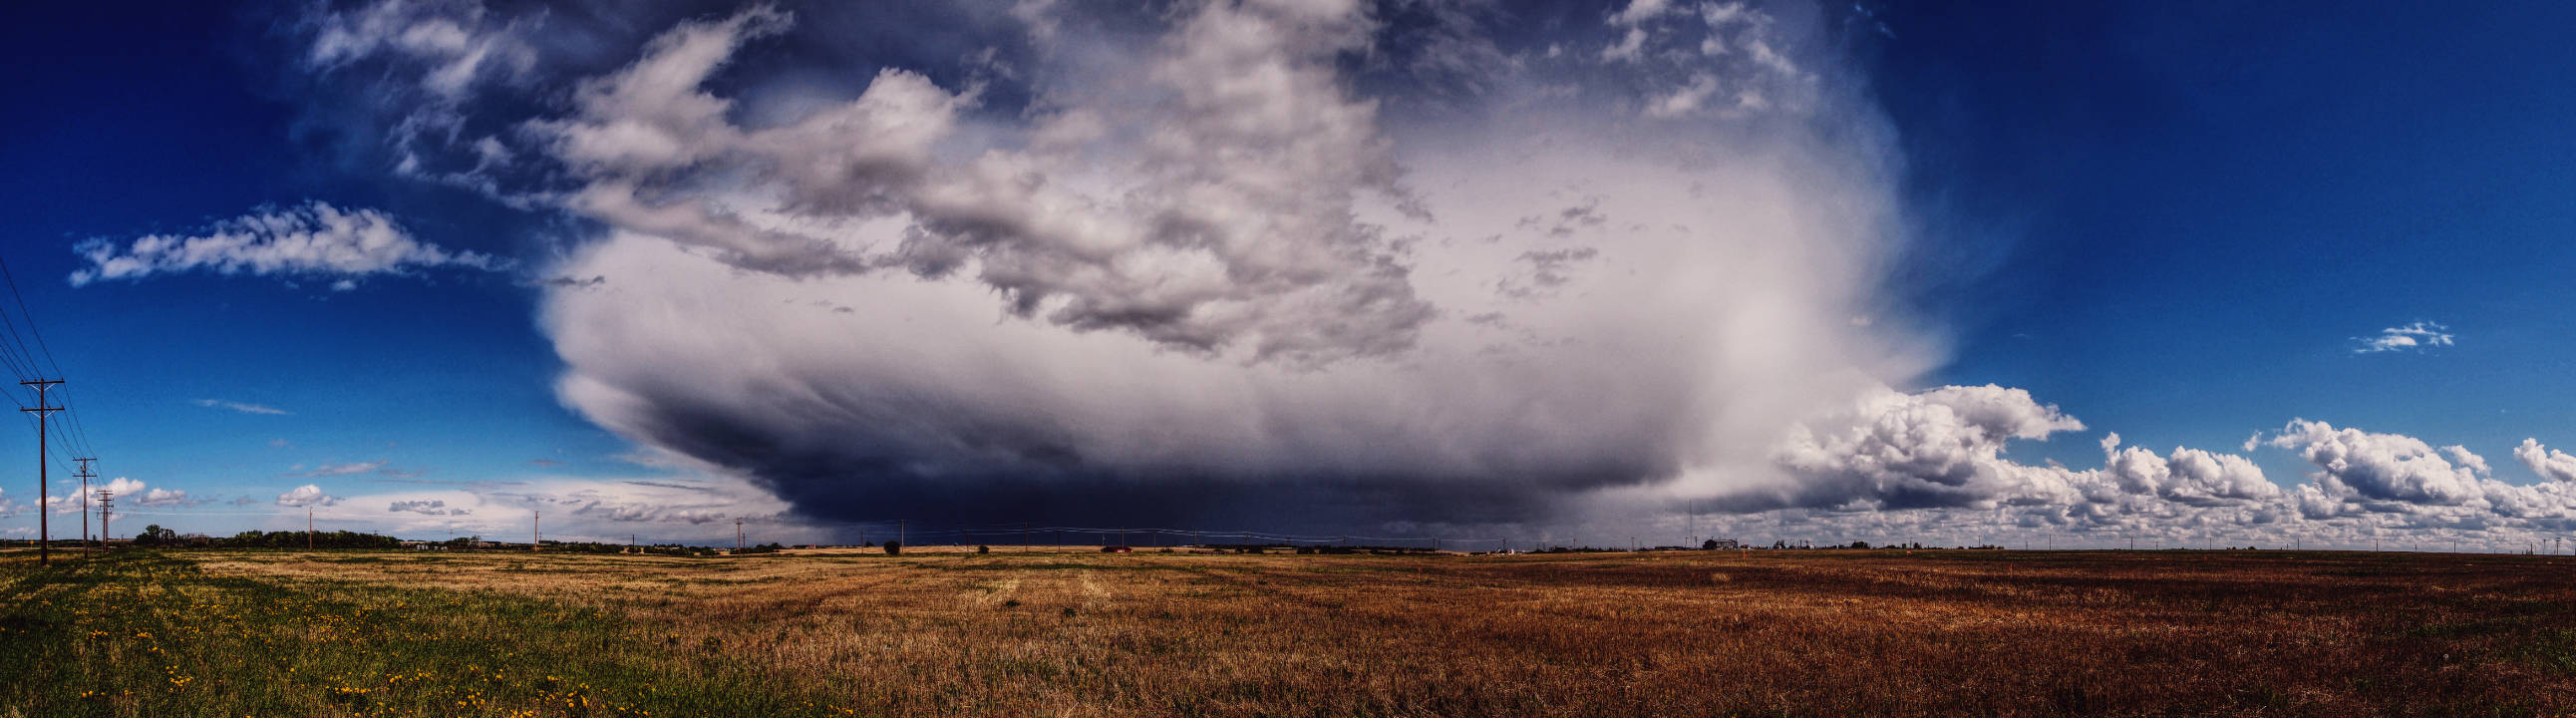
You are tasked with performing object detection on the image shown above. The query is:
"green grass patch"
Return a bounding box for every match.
[0,551,867,717]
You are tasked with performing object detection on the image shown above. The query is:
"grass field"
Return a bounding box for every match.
[4,546,2574,717]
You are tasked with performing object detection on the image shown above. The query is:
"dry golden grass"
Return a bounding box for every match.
[155,547,2576,717]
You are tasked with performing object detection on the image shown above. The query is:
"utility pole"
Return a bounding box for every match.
[307,506,315,549]
[897,520,906,546]
[736,518,745,553]
[21,379,60,565]
[532,511,541,551]
[95,490,112,544]
[72,458,93,548]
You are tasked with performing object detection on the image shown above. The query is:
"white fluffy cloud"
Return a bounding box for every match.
[532,2,1437,364]
[1751,404,2576,543]
[2261,420,2576,528]
[2517,439,2576,484]
[137,488,192,508]
[277,485,342,508]
[2353,321,2454,354]
[2264,420,2488,507]
[70,202,503,287]
[96,477,148,504]
[1763,385,2088,511]
[2100,433,2281,507]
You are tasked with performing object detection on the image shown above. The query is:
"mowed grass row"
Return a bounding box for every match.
[6,547,2576,717]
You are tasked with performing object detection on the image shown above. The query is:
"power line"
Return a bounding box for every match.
[0,252,99,464]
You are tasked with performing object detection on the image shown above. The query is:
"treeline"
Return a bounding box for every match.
[134,526,401,549]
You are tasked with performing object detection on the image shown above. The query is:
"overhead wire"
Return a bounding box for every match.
[0,254,100,468]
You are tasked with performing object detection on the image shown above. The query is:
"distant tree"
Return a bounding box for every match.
[882,541,901,555]
[1702,538,1720,550]
[977,544,991,554]
[135,525,165,545]
[1850,540,1871,549]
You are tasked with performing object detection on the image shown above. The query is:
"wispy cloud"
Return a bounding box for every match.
[285,461,387,478]
[389,499,471,516]
[2354,321,2454,354]
[71,201,506,288]
[197,399,289,415]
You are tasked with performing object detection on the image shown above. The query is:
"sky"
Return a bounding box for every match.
[2,0,2573,551]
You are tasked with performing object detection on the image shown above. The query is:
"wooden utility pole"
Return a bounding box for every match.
[532,511,541,551]
[735,518,744,553]
[307,506,314,549]
[21,379,60,565]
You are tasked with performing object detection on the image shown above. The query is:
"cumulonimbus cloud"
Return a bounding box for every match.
[495,0,1937,530]
[280,0,2576,542]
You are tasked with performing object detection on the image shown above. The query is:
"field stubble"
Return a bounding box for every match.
[4,546,2574,717]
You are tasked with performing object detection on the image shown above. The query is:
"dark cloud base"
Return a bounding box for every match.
[621,399,1651,534]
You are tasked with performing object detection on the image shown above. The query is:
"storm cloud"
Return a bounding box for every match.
[491,0,1936,531]
[280,0,2576,541]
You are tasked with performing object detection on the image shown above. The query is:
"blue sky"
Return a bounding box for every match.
[1874,2,2576,476]
[2,0,2572,548]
